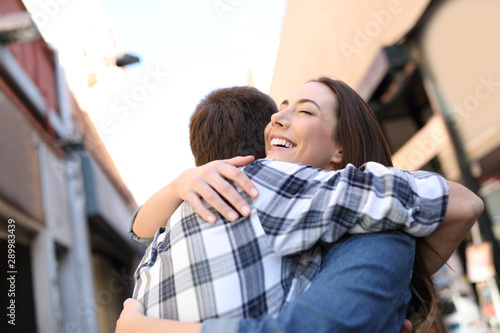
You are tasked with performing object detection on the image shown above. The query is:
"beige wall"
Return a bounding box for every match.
[419,0,500,161]
[270,0,499,176]
[269,0,430,103]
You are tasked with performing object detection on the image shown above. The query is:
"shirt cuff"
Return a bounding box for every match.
[128,206,154,247]
[410,171,450,231]
[201,318,239,333]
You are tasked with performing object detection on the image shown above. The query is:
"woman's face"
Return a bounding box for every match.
[264,82,342,171]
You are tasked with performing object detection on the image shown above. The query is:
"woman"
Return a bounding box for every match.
[118,78,482,332]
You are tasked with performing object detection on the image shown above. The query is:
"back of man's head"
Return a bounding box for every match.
[190,86,277,166]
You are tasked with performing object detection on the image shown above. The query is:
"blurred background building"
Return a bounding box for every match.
[1,0,499,332]
[0,0,141,332]
[268,0,500,331]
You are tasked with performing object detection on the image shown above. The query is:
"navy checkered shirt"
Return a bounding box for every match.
[132,159,448,322]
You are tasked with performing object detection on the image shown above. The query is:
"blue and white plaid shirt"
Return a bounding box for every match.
[132,160,448,322]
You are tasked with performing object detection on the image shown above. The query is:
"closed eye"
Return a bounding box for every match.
[299,109,314,115]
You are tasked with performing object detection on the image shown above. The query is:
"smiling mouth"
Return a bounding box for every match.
[270,138,296,148]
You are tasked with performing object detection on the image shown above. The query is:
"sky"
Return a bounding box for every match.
[96,0,288,204]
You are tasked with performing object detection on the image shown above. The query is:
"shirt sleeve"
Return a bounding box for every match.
[128,206,154,247]
[347,162,449,236]
[248,160,448,257]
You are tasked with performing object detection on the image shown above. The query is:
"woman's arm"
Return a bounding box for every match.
[421,180,484,274]
[132,156,258,239]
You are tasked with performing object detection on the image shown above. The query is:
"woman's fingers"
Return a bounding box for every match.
[187,172,247,222]
[183,180,241,223]
[176,157,259,223]
[224,155,255,167]
[220,157,259,199]
[200,160,258,219]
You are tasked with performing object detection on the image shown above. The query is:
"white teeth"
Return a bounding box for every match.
[270,138,295,148]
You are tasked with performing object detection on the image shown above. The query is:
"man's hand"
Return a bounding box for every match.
[115,298,145,333]
[115,298,202,333]
[401,319,412,333]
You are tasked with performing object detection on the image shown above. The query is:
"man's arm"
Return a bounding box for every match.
[349,166,483,274]
[343,162,449,237]
[252,161,447,256]
[421,180,484,274]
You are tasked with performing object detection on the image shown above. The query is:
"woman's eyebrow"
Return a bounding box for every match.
[297,98,321,110]
[280,99,321,110]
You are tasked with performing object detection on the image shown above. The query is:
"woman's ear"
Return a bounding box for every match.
[329,148,343,170]
[331,149,342,164]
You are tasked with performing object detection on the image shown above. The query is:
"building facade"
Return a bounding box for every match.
[270,0,500,331]
[0,1,141,332]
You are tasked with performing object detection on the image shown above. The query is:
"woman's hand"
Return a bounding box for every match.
[172,156,259,223]
[133,156,258,239]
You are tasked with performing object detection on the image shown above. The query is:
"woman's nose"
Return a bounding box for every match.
[271,111,288,128]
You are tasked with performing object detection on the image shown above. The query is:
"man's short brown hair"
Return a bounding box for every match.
[189,86,277,166]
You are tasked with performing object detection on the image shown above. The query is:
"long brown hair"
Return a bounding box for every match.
[312,77,435,330]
